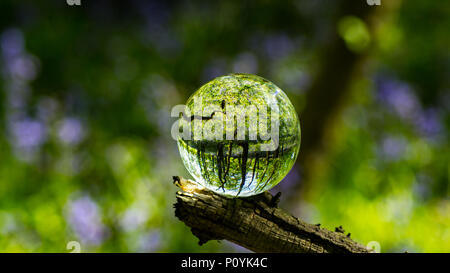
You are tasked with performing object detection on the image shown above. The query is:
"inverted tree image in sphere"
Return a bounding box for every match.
[177,73,301,197]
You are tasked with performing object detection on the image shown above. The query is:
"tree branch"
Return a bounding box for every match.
[173,176,371,253]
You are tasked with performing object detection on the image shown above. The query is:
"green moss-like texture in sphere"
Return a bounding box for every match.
[177,73,301,197]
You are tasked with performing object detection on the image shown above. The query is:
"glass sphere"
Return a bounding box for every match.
[177,73,301,197]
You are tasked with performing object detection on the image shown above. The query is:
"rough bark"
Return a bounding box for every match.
[173,176,371,253]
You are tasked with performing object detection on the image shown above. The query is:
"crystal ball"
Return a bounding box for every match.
[177,73,301,197]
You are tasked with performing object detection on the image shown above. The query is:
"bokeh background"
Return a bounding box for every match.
[0,0,448,252]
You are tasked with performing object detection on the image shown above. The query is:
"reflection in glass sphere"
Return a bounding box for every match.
[177,73,301,197]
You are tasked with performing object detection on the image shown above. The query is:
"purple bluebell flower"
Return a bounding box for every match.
[270,166,301,195]
[1,28,24,59]
[135,0,170,27]
[9,54,38,81]
[36,97,59,122]
[0,212,17,235]
[120,206,149,232]
[202,58,227,82]
[67,196,108,246]
[134,1,181,56]
[379,135,407,161]
[6,83,30,110]
[376,77,420,120]
[232,53,258,74]
[224,241,252,253]
[413,173,431,200]
[262,33,295,60]
[137,230,161,252]
[58,118,85,145]
[279,68,310,92]
[1,29,39,82]
[10,118,46,148]
[414,108,443,140]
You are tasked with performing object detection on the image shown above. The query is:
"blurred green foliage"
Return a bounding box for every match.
[0,0,448,252]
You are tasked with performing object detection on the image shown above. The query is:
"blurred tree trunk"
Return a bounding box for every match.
[292,1,383,199]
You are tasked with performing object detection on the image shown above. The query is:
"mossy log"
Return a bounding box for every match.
[173,176,371,253]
